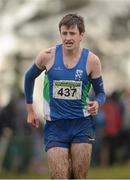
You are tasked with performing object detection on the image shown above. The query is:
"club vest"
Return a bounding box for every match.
[43,44,91,121]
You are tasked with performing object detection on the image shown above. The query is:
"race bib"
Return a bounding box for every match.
[53,80,82,100]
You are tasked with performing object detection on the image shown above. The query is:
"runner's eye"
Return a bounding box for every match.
[62,32,67,35]
[70,32,76,35]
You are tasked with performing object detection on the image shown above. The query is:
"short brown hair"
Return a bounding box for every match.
[59,13,85,34]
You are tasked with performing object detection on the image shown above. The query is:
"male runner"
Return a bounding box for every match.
[24,13,106,179]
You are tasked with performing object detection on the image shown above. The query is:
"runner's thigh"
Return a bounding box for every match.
[71,143,92,179]
[47,147,70,179]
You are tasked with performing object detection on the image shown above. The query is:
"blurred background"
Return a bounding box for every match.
[0,0,130,178]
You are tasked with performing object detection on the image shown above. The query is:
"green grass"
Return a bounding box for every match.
[88,164,130,179]
[0,164,130,179]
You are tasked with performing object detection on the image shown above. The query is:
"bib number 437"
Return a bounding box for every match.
[57,87,77,97]
[53,80,82,100]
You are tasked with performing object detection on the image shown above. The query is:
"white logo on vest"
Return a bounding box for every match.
[75,69,83,80]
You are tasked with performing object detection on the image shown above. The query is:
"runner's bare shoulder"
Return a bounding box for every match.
[87,51,101,78]
[35,47,55,70]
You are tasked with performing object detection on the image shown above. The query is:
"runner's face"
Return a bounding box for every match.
[60,25,84,50]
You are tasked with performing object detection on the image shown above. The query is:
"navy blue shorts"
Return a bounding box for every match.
[44,116,96,152]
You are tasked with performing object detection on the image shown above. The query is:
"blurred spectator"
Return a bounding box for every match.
[101,92,122,166]
[0,93,33,172]
[92,108,105,165]
[120,89,130,163]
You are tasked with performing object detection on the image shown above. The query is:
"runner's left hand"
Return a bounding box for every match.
[87,101,99,116]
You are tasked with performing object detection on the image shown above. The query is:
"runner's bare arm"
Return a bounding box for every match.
[87,52,102,79]
[24,48,54,127]
[35,47,55,71]
[87,52,105,115]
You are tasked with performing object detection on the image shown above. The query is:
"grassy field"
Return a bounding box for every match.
[88,164,130,179]
[0,164,130,179]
